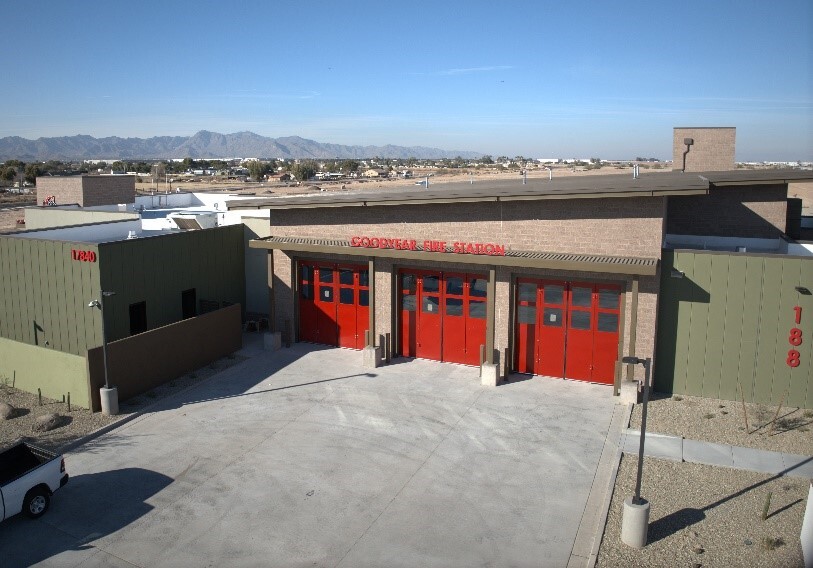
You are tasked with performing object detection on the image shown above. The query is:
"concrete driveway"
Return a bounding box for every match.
[0,343,623,567]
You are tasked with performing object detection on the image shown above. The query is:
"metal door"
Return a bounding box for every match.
[591,286,621,384]
[465,276,488,366]
[336,267,358,348]
[564,282,594,381]
[401,272,418,357]
[417,272,442,360]
[537,281,567,378]
[315,266,338,346]
[298,263,318,343]
[514,280,538,373]
[442,273,467,364]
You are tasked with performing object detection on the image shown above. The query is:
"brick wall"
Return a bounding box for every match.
[35,176,135,207]
[673,127,736,172]
[36,177,83,206]
[666,184,788,238]
[268,196,665,259]
[81,176,135,206]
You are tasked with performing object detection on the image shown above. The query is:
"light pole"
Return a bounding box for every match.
[88,291,117,415]
[621,356,652,548]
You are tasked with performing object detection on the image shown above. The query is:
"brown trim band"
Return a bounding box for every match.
[249,237,659,276]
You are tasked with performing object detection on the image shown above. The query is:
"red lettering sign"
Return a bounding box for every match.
[787,306,803,368]
[350,236,505,256]
[71,249,97,262]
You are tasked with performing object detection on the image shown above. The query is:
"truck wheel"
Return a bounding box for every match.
[23,487,50,519]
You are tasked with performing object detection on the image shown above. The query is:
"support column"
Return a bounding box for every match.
[363,257,381,368]
[263,250,281,351]
[626,277,639,381]
[482,266,499,386]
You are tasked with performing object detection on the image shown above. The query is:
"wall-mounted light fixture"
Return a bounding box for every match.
[795,286,811,295]
[670,268,685,279]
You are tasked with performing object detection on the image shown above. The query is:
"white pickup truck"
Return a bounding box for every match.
[0,442,69,521]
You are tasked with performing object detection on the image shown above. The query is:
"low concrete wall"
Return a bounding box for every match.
[87,304,242,411]
[0,337,90,408]
[24,207,139,230]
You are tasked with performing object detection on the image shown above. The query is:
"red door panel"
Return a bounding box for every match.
[515,280,538,374]
[417,273,442,361]
[298,263,318,343]
[537,282,566,378]
[442,274,467,364]
[564,283,594,381]
[465,276,488,366]
[401,272,418,357]
[315,266,338,346]
[336,267,357,348]
[591,286,621,384]
[355,268,370,350]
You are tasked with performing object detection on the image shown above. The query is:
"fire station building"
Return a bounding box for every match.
[232,165,811,394]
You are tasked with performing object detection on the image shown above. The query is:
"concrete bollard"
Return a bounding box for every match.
[621,496,650,548]
[100,386,119,416]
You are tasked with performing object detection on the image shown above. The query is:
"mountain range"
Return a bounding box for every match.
[0,131,482,161]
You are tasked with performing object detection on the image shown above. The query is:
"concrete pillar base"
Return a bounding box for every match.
[100,387,119,416]
[263,331,282,351]
[619,380,641,405]
[480,363,499,387]
[621,496,650,548]
[362,345,381,369]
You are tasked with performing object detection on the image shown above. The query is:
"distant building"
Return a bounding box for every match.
[36,175,135,207]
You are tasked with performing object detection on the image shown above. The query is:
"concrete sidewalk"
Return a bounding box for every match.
[622,428,813,478]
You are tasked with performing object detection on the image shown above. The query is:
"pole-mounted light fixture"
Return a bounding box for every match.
[88,291,116,411]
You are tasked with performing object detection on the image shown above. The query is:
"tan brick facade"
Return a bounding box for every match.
[36,175,135,207]
[666,185,788,238]
[672,127,736,172]
[264,195,664,383]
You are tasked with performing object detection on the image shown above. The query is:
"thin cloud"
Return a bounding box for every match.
[439,65,514,76]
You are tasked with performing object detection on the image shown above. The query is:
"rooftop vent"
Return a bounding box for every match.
[126,230,138,239]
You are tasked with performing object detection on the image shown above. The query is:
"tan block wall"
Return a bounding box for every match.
[36,177,83,206]
[268,197,665,259]
[673,127,736,172]
[81,176,135,206]
[667,185,788,238]
[35,176,135,207]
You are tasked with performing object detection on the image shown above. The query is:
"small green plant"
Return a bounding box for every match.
[718,404,725,408]
[760,536,785,551]
[804,410,813,418]
[673,395,683,401]
[761,491,772,520]
[704,413,715,419]
[721,410,729,415]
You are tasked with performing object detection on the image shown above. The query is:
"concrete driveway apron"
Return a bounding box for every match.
[0,344,618,568]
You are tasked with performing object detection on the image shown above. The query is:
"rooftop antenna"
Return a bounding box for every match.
[681,138,694,172]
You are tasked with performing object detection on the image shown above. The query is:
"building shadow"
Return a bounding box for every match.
[0,467,172,566]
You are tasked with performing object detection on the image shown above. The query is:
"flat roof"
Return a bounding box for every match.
[228,169,813,211]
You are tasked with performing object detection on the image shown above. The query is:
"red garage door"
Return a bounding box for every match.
[400,270,487,366]
[299,261,369,349]
[515,279,621,384]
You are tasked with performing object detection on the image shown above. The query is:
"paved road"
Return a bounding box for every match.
[0,344,619,567]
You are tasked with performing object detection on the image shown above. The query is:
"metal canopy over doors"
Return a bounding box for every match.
[400,269,487,366]
[299,261,369,349]
[515,279,621,384]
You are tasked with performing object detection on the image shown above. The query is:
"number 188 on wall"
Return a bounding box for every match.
[787,306,803,368]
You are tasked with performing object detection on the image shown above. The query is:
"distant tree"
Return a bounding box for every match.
[0,167,16,182]
[291,160,318,181]
[24,163,42,183]
[340,159,360,173]
[247,160,270,181]
[111,161,127,172]
[480,155,494,165]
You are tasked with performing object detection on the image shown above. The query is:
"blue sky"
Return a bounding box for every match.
[2,0,811,160]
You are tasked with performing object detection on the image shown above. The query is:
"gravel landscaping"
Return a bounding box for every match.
[0,354,247,452]
[597,456,807,568]
[630,393,813,456]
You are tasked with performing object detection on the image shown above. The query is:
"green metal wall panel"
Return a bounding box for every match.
[99,225,245,343]
[656,249,813,408]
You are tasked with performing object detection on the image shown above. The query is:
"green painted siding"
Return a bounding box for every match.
[656,249,813,408]
[0,236,102,356]
[0,336,90,409]
[98,225,245,342]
